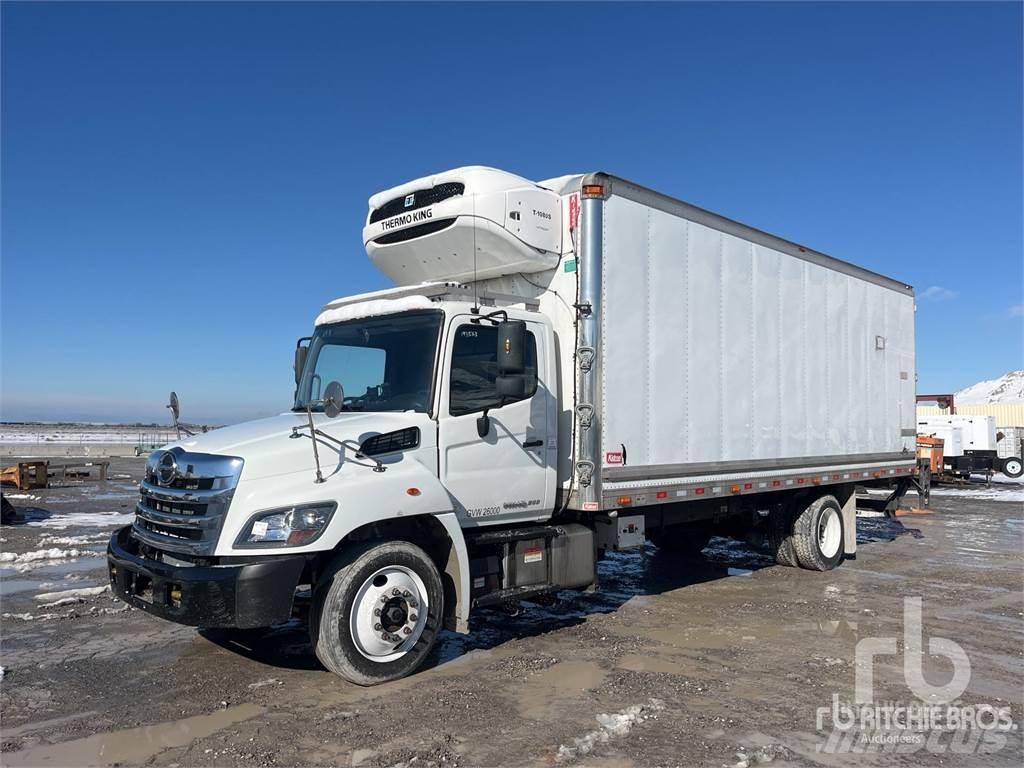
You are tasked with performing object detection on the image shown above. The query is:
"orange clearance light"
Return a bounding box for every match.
[406,487,421,496]
[582,184,604,197]
[730,484,741,494]
[872,471,883,478]
[812,478,822,486]
[617,495,632,506]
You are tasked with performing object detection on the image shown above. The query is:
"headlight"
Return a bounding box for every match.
[236,502,336,548]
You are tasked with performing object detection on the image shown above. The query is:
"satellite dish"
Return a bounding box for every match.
[168,391,180,421]
[323,381,345,419]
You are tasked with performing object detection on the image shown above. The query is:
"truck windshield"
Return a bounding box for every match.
[294,310,443,413]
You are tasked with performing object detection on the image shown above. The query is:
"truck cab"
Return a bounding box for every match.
[109,168,593,685]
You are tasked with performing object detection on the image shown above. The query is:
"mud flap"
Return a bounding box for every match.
[841,491,857,556]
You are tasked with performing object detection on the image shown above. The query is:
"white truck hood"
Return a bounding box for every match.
[171,412,434,482]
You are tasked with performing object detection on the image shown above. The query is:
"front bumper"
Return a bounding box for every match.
[107,526,306,629]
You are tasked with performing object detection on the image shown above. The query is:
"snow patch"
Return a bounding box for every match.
[35,585,110,603]
[556,699,664,762]
[930,487,1024,502]
[38,533,110,547]
[27,510,133,530]
[315,296,434,326]
[0,548,100,564]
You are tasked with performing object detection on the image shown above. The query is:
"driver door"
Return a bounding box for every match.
[437,315,555,527]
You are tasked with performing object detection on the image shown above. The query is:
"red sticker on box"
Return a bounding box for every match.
[569,193,580,230]
[606,451,623,465]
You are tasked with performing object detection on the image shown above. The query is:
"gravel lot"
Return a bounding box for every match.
[1,458,1021,767]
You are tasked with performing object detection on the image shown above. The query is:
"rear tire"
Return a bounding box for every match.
[648,523,713,557]
[1001,457,1023,479]
[792,495,844,572]
[768,504,799,567]
[310,540,443,685]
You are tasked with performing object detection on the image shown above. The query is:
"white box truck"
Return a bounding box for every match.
[108,167,919,684]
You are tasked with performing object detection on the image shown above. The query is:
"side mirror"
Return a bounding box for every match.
[294,338,310,385]
[323,381,345,418]
[167,391,180,421]
[496,374,527,400]
[496,320,526,376]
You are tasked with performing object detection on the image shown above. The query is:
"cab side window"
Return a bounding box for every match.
[449,324,537,416]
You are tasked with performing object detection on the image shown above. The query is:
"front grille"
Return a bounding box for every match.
[132,450,243,555]
[372,218,456,245]
[369,182,465,224]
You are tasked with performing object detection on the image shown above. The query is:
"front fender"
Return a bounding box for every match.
[216,452,454,556]
[215,452,470,633]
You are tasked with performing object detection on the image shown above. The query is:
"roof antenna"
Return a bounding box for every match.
[471,190,479,314]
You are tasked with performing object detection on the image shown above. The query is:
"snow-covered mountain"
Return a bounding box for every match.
[955,370,1024,404]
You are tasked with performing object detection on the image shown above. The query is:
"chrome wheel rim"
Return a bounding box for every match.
[817,507,842,558]
[349,565,428,663]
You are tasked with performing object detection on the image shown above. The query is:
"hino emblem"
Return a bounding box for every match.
[403,194,415,208]
[156,451,178,486]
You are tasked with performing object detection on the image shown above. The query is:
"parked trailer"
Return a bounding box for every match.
[109,167,918,684]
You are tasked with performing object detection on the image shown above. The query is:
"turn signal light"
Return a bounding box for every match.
[617,495,632,506]
[582,184,604,197]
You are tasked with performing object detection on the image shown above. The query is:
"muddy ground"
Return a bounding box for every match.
[1,458,1021,767]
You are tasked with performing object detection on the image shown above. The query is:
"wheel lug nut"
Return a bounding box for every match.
[409,601,418,609]
[374,623,382,631]
[374,608,381,616]
[402,590,411,597]
[409,614,418,622]
[403,627,412,635]
[392,588,400,596]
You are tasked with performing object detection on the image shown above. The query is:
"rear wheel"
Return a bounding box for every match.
[1001,457,1023,479]
[648,523,714,557]
[310,540,443,685]
[792,495,844,571]
[768,504,799,567]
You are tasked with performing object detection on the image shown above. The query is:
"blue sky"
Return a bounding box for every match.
[2,1,1021,424]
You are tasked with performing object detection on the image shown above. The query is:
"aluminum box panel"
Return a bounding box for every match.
[600,195,915,471]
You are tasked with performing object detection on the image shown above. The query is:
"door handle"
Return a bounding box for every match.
[523,439,544,448]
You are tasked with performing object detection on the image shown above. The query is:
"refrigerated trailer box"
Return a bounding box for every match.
[109,166,919,684]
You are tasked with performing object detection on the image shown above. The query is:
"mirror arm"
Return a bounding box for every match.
[470,309,508,326]
[290,419,387,480]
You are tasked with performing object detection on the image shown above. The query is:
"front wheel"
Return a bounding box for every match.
[1001,457,1023,479]
[310,540,444,685]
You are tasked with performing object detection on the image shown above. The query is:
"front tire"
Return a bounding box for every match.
[310,540,444,685]
[1001,457,1023,479]
[792,495,844,571]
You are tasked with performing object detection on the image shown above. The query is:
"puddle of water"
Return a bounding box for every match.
[6,703,264,767]
[515,660,607,720]
[1,558,108,596]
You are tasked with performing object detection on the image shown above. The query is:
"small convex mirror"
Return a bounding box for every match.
[323,381,345,418]
[167,391,180,421]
